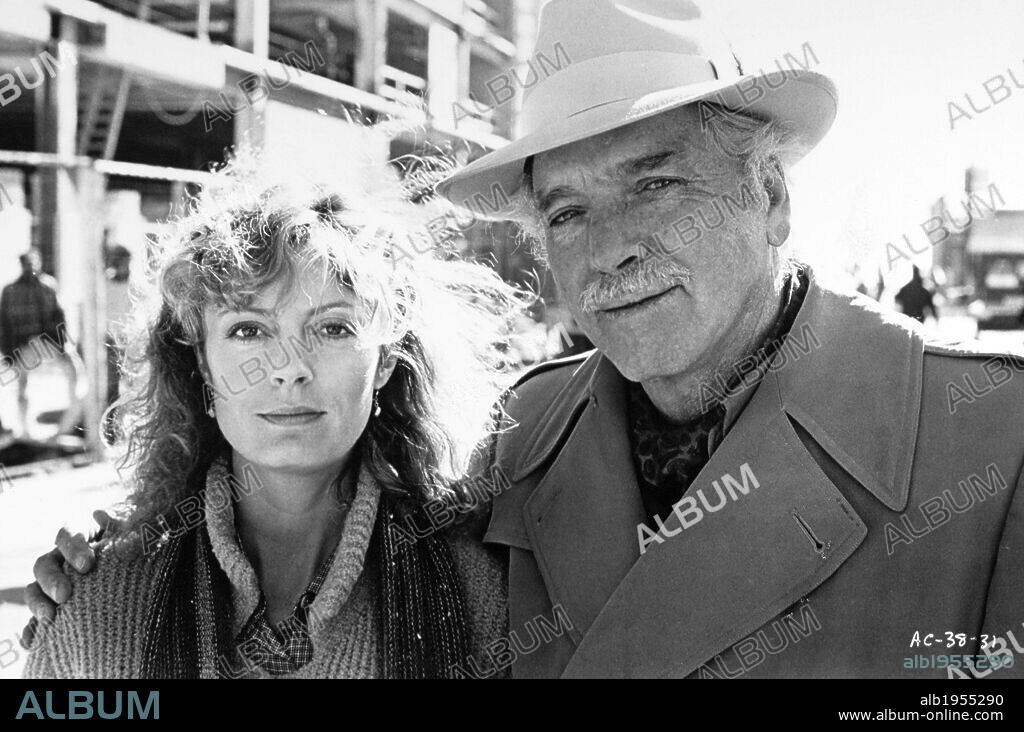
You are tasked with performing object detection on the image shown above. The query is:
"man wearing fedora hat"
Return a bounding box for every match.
[24,0,1024,679]
[435,0,1024,678]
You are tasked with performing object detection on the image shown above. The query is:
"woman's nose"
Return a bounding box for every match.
[266,339,314,386]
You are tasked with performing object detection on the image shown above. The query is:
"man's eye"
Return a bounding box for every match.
[548,209,582,226]
[227,323,266,340]
[640,178,683,192]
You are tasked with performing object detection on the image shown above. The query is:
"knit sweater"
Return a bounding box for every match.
[23,460,508,679]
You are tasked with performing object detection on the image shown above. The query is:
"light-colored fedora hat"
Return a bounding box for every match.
[437,0,837,220]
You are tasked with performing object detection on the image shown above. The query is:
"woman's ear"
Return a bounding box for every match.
[373,349,398,390]
[194,344,213,384]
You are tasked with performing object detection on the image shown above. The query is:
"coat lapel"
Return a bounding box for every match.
[554,368,867,678]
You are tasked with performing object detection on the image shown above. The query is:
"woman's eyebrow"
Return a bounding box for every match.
[215,305,277,317]
[305,301,353,316]
[216,301,353,318]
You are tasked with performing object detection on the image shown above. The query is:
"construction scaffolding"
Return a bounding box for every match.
[0,0,543,460]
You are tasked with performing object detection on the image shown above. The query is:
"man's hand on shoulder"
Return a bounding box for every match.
[20,510,120,648]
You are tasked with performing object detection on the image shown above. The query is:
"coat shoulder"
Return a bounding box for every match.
[922,336,1024,363]
[496,351,593,473]
[921,336,1024,410]
[508,350,593,400]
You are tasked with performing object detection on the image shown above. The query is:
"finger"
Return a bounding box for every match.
[92,509,122,536]
[54,526,95,573]
[19,616,39,650]
[24,581,58,623]
[33,548,72,604]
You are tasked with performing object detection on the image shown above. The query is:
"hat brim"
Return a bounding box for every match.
[437,70,837,220]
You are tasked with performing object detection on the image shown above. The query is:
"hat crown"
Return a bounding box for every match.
[434,0,837,216]
[532,0,739,87]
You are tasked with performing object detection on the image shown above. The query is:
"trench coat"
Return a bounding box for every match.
[484,268,1024,678]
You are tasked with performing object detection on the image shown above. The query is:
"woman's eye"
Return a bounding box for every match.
[317,322,354,338]
[548,209,582,227]
[227,323,266,340]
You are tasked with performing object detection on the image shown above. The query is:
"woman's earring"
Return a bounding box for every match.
[203,383,216,418]
[372,390,381,418]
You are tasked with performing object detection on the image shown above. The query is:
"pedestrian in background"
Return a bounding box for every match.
[894,265,938,324]
[0,248,85,439]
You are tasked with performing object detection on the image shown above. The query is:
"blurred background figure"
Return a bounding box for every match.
[895,265,938,324]
[0,249,86,440]
[102,242,133,442]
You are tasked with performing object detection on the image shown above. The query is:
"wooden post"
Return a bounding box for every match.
[35,17,79,277]
[234,0,269,57]
[234,0,270,150]
[353,0,377,93]
[75,166,107,454]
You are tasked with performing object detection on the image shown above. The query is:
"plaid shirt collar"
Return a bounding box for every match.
[203,453,380,676]
[235,548,337,675]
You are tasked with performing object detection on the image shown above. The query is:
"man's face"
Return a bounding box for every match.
[531,105,785,382]
[21,252,40,274]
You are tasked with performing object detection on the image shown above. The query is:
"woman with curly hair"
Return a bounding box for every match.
[23,159,525,679]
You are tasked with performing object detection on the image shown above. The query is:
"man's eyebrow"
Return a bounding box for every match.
[536,184,580,213]
[535,151,682,212]
[617,150,680,176]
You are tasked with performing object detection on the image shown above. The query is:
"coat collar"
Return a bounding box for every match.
[513,267,924,512]
[505,269,924,677]
[550,367,868,677]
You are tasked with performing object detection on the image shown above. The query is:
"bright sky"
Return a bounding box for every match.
[704,0,1024,283]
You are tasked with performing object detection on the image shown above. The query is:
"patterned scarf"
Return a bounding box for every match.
[140,490,470,679]
[628,265,809,524]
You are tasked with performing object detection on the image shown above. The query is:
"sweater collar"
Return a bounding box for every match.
[203,454,382,635]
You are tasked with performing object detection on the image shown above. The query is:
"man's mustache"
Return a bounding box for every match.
[578,258,693,314]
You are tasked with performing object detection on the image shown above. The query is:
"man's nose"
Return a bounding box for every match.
[587,209,644,273]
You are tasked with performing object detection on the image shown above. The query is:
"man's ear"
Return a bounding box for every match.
[764,158,791,247]
[373,349,398,390]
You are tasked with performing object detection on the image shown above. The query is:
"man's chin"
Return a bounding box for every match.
[596,341,702,383]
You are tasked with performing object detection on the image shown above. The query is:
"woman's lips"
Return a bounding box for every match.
[257,411,326,426]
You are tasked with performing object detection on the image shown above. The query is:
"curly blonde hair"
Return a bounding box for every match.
[108,152,529,537]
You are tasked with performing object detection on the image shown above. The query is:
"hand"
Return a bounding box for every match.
[20,510,120,648]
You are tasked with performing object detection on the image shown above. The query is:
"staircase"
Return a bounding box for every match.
[76,65,131,159]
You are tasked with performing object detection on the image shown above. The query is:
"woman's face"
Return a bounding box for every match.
[198,263,395,477]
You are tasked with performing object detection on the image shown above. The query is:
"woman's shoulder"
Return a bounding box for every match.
[443,529,509,675]
[81,531,170,587]
[71,529,186,621]
[443,526,507,583]
[24,531,177,678]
